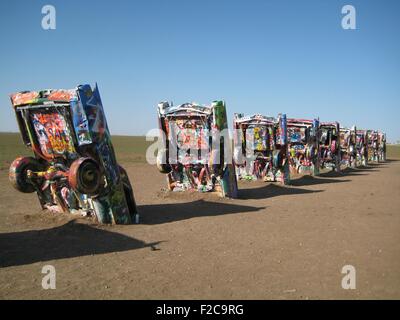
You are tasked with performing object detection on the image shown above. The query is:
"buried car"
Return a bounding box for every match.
[319,121,341,172]
[156,100,238,198]
[232,113,290,184]
[340,126,357,168]
[367,130,379,162]
[378,131,387,162]
[287,118,320,176]
[356,129,369,166]
[367,130,386,162]
[9,84,138,224]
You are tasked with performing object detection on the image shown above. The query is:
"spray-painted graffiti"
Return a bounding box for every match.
[355,129,368,166]
[287,118,320,176]
[340,126,357,168]
[367,130,386,163]
[233,113,290,184]
[156,101,238,198]
[319,122,341,172]
[31,111,76,158]
[9,84,138,225]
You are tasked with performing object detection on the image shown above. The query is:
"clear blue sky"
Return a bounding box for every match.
[1,0,399,142]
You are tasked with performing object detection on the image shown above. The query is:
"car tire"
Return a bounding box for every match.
[9,156,43,193]
[69,157,103,196]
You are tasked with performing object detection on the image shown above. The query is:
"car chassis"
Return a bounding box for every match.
[233,113,290,184]
[340,126,357,168]
[9,84,138,224]
[319,121,341,172]
[287,118,320,176]
[156,101,238,198]
[367,130,386,163]
[355,129,368,166]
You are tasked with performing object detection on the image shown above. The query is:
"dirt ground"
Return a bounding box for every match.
[0,159,399,299]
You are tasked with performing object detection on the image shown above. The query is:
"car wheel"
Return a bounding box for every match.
[69,158,103,196]
[9,156,43,193]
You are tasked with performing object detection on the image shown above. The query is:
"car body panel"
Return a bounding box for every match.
[319,121,341,172]
[9,84,138,224]
[287,118,320,176]
[233,113,290,184]
[340,126,357,168]
[156,101,238,198]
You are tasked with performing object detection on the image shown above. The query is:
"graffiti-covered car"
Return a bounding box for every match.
[156,101,238,198]
[232,113,290,184]
[9,84,138,224]
[287,118,320,176]
[340,126,357,168]
[319,121,341,172]
[356,129,368,166]
[367,130,380,162]
[367,130,386,162]
[378,131,387,162]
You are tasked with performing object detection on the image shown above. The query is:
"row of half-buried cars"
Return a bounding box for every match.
[8,84,387,224]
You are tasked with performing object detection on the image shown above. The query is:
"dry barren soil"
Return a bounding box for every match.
[0,157,399,299]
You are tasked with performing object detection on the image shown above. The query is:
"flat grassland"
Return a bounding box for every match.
[0,133,152,169]
[2,132,399,166]
[387,144,400,159]
[0,133,399,299]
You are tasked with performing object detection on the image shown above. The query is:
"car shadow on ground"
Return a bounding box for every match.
[238,183,323,200]
[0,220,162,268]
[139,200,265,225]
[319,166,380,178]
[361,163,387,168]
[289,175,352,187]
